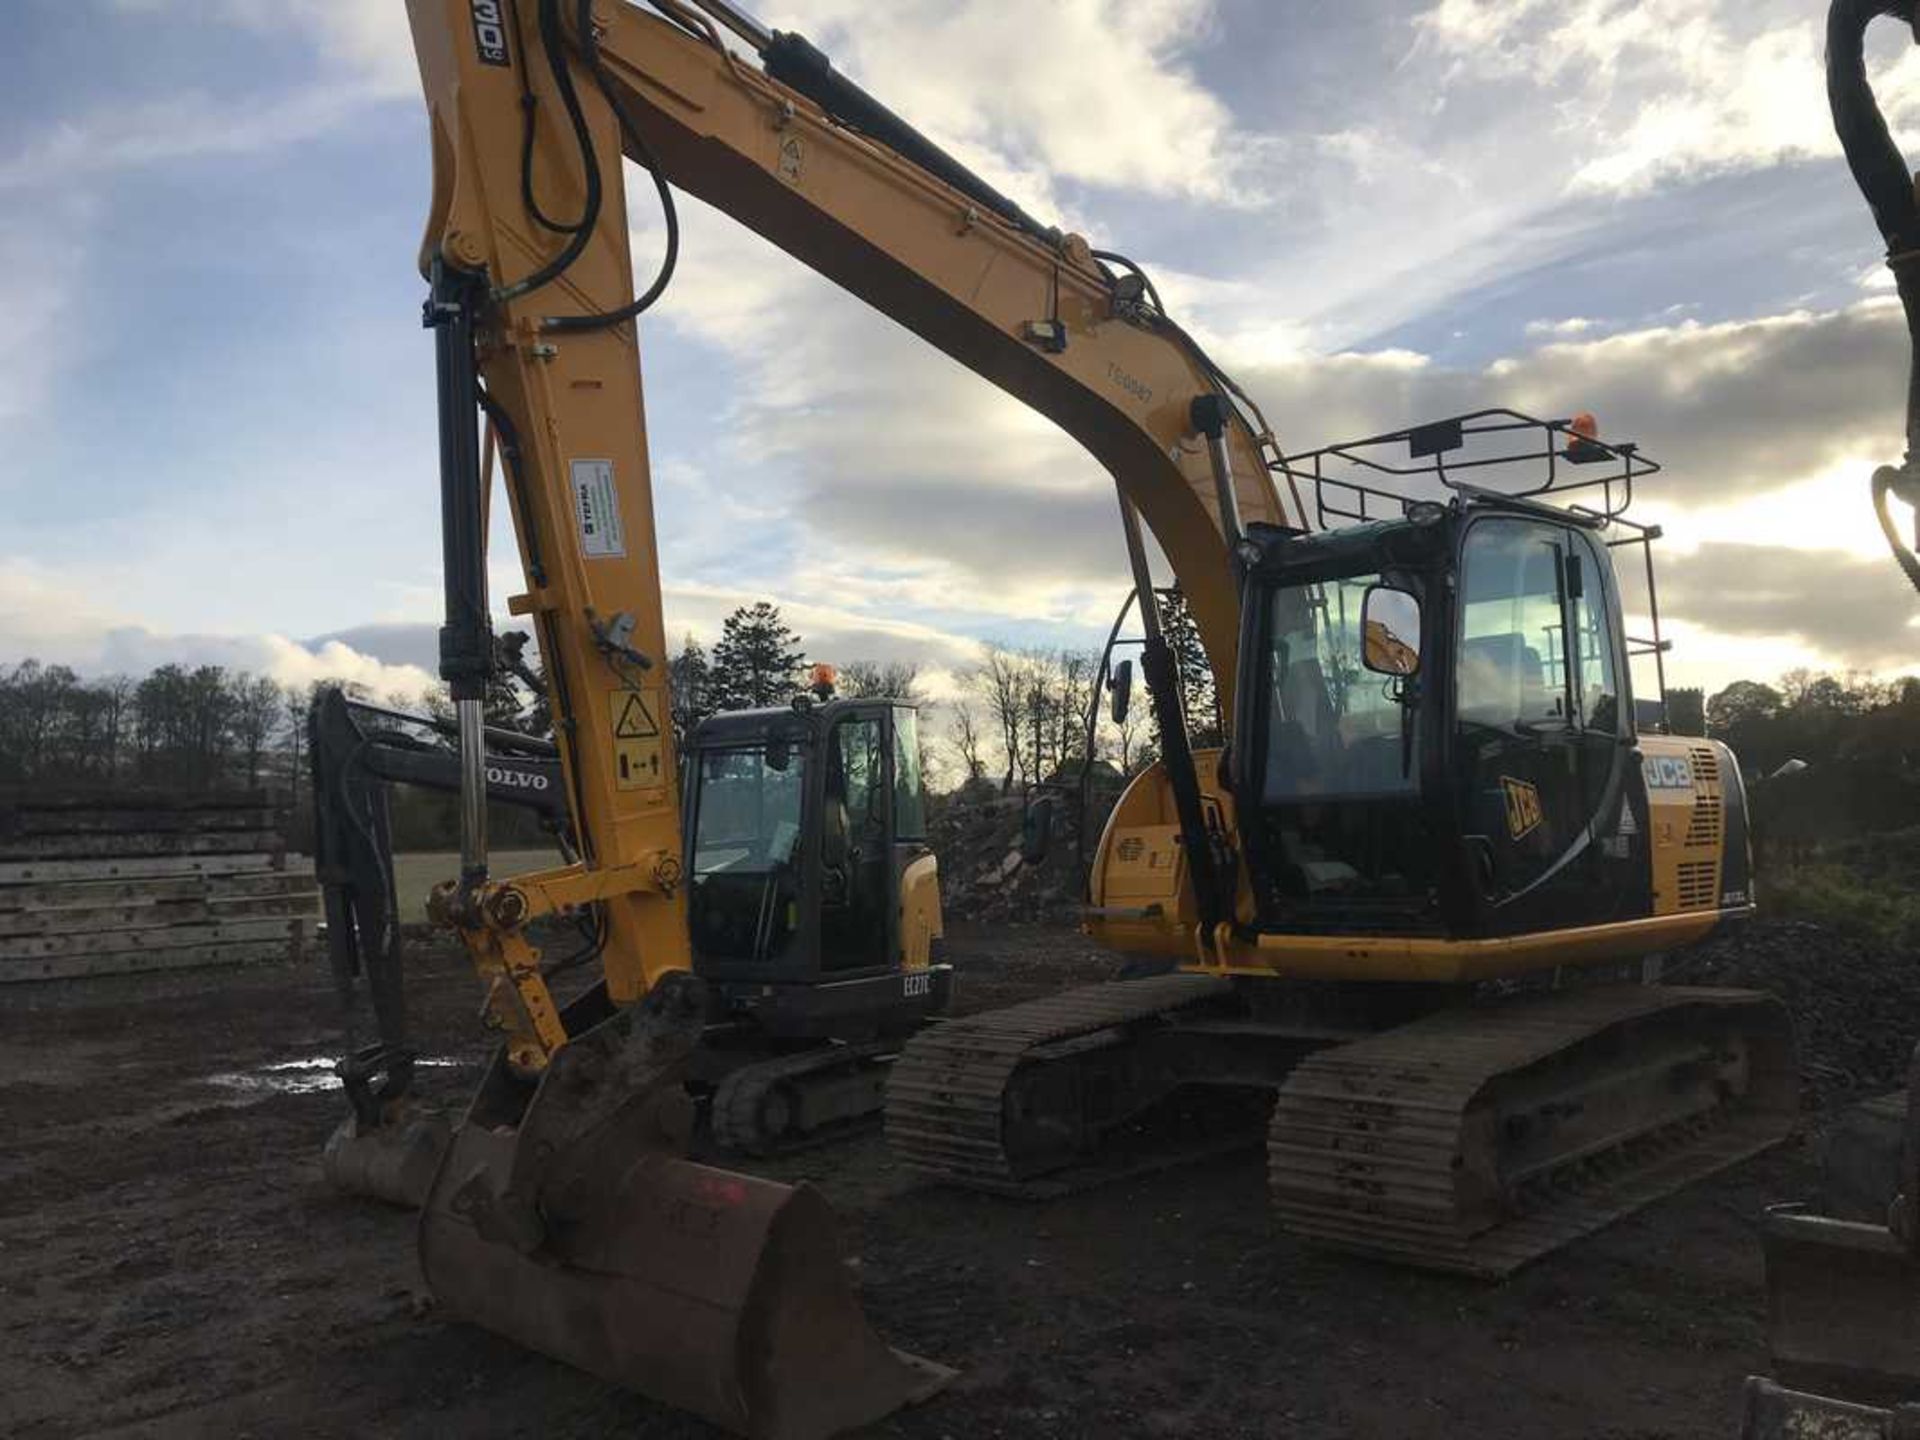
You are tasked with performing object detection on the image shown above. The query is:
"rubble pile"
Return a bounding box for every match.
[1672,918,1920,1108]
[929,790,1113,925]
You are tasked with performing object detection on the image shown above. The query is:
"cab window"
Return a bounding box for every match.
[1569,533,1620,733]
[1263,574,1417,800]
[892,709,927,840]
[1457,518,1571,731]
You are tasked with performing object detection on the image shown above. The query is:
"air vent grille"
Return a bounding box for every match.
[1684,745,1723,849]
[1676,861,1717,910]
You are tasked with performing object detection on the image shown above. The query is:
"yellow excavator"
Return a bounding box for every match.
[394,0,1794,1434]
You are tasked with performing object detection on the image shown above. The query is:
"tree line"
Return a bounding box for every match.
[0,659,295,790]
[0,588,1235,808]
[1692,669,1920,778]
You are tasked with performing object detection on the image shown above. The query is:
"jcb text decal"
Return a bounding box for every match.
[1641,755,1694,790]
[1502,775,1543,841]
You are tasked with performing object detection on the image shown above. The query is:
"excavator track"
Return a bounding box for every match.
[709,1042,895,1157]
[1267,984,1798,1276]
[885,973,1246,1195]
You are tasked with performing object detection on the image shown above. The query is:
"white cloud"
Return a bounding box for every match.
[111,0,417,97]
[116,0,1272,215]
[769,0,1278,210]
[635,192,1133,628]
[0,85,387,191]
[1212,294,1920,682]
[1416,0,1920,195]
[1525,316,1601,338]
[0,558,434,694]
[0,200,89,447]
[631,151,1920,677]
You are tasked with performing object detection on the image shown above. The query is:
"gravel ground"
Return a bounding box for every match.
[0,918,1875,1439]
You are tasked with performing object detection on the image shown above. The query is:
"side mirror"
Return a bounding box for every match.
[1109,659,1134,725]
[1361,586,1422,677]
[1020,795,1056,866]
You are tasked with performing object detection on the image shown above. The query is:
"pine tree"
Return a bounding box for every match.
[1156,587,1221,748]
[710,602,805,711]
[668,634,715,747]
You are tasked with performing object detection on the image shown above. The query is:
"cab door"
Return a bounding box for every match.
[819,708,893,972]
[1453,514,1617,929]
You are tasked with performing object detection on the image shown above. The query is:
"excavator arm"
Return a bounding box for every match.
[408,0,1298,1057]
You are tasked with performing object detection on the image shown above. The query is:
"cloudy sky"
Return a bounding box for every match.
[6,0,1920,712]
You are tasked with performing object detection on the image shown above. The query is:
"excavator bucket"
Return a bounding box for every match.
[1760,1202,1920,1405]
[1758,1049,1920,1409]
[416,973,951,1440]
[1739,1377,1920,1439]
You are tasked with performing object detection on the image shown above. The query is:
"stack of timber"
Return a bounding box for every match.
[0,788,319,982]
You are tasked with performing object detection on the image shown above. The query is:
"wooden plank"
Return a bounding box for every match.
[0,807,280,838]
[0,939,300,983]
[0,893,321,938]
[0,871,316,911]
[0,853,282,884]
[0,831,285,862]
[0,916,299,960]
[0,785,274,812]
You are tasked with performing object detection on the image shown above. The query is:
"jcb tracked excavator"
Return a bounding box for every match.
[395,0,1792,1432]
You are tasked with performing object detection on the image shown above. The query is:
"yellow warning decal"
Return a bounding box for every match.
[608,687,665,791]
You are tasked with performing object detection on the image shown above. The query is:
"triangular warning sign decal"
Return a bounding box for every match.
[613,692,658,739]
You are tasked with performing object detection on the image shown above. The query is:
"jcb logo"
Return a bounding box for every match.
[1641,754,1694,791]
[1502,775,1543,841]
[470,0,510,66]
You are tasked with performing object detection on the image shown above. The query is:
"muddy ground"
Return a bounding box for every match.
[0,921,1886,1439]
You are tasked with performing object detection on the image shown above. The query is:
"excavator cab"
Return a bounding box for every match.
[1236,409,1739,942]
[685,697,950,1038]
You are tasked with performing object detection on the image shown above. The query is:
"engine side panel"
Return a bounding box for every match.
[1086,736,1752,981]
[898,853,943,969]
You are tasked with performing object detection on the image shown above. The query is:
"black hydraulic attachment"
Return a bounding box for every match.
[310,686,567,1203]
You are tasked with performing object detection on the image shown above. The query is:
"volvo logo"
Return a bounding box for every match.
[486,765,548,792]
[469,0,511,66]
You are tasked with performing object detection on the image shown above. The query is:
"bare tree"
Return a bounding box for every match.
[1110,681,1152,774]
[970,646,1028,792]
[232,674,284,786]
[839,659,922,700]
[948,699,987,782]
[283,681,322,808]
[100,675,136,779]
[1054,649,1095,772]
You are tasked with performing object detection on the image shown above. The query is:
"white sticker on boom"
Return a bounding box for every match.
[570,459,626,559]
